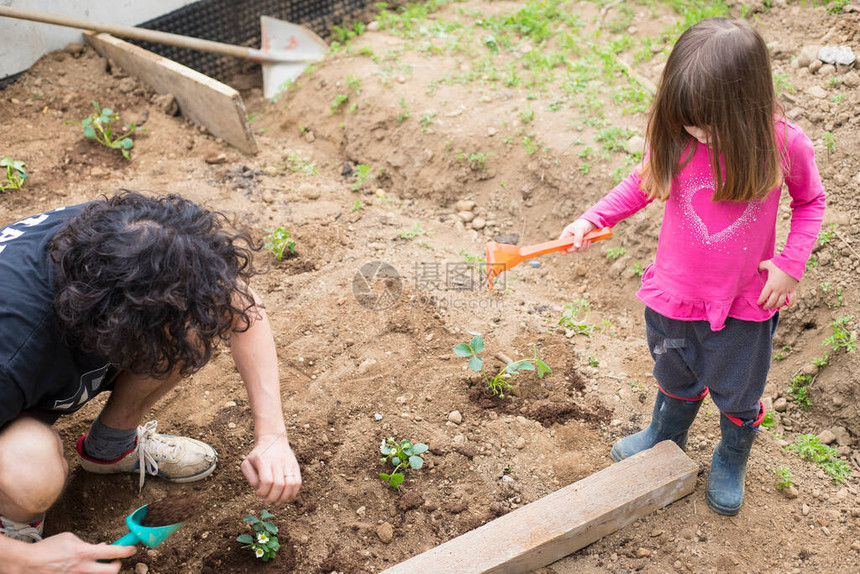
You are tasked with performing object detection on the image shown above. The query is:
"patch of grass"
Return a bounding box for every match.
[787,434,851,483]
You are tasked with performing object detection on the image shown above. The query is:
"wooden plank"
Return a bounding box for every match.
[381,440,698,574]
[83,32,257,155]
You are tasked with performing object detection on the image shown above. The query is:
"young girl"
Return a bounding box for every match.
[560,18,825,516]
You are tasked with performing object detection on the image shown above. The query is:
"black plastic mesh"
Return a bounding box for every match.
[131,0,368,81]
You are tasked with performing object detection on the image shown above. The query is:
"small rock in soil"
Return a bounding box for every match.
[118,77,137,94]
[376,522,394,544]
[774,397,788,412]
[817,429,837,445]
[851,541,860,551]
[448,410,462,424]
[398,491,425,511]
[455,445,477,459]
[636,548,652,558]
[356,506,366,518]
[456,199,476,212]
[443,501,468,514]
[135,563,149,574]
[493,234,519,245]
[818,45,855,66]
[471,217,486,230]
[515,437,526,449]
[64,42,84,57]
[783,485,799,499]
[204,152,228,165]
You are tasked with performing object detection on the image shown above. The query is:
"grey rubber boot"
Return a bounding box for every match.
[706,408,762,516]
[610,388,706,462]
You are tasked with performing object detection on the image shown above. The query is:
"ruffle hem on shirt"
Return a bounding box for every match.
[636,265,777,332]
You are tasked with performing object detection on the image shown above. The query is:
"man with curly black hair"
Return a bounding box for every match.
[0,191,300,572]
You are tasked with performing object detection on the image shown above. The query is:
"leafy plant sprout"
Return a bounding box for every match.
[0,157,28,191]
[454,335,551,399]
[352,199,365,213]
[558,299,597,336]
[630,261,645,277]
[760,411,776,430]
[774,465,793,491]
[789,374,813,411]
[605,246,626,260]
[786,434,851,483]
[824,316,856,354]
[399,223,430,240]
[264,228,296,260]
[237,510,280,562]
[81,102,137,159]
[351,164,373,191]
[419,112,437,131]
[379,438,428,489]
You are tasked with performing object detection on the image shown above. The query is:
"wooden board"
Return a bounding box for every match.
[381,440,698,574]
[84,32,257,154]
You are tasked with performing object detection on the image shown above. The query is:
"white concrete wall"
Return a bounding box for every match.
[0,0,195,79]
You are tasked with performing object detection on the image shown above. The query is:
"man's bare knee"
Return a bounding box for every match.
[0,416,67,516]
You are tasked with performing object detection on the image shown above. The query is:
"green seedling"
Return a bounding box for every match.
[283,152,318,176]
[789,374,813,411]
[399,223,429,240]
[351,164,373,191]
[81,102,136,159]
[264,228,296,260]
[454,335,551,399]
[822,131,836,154]
[352,199,365,213]
[824,316,856,354]
[812,353,830,368]
[419,112,436,131]
[605,246,626,260]
[818,224,837,247]
[0,157,28,191]
[787,434,851,483]
[379,437,428,489]
[558,299,597,336]
[630,261,645,277]
[397,97,412,123]
[236,510,280,562]
[774,465,792,490]
[761,411,776,430]
[586,355,599,368]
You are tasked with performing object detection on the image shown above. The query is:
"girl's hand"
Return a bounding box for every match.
[757,260,798,310]
[559,219,598,254]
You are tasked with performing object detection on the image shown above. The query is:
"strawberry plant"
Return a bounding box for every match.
[454,335,551,398]
[264,228,296,260]
[80,102,137,159]
[379,437,428,489]
[236,509,280,562]
[0,157,28,191]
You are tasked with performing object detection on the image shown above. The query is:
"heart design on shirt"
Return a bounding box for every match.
[681,185,760,245]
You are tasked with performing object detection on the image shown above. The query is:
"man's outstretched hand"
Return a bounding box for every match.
[241,432,302,505]
[2,532,136,574]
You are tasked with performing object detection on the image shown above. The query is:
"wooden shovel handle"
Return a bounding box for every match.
[0,5,251,59]
[519,227,613,258]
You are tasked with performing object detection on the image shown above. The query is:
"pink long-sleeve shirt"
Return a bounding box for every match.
[581,119,826,331]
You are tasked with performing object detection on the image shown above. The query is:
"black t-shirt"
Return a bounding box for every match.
[0,204,113,427]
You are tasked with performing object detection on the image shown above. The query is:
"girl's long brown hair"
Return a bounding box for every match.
[640,18,784,202]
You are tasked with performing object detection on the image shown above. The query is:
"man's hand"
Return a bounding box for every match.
[2,532,136,574]
[240,432,302,505]
[757,259,798,310]
[559,219,598,254]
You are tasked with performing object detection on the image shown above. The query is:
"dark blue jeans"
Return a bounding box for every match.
[645,307,778,422]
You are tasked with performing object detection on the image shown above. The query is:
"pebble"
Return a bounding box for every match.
[64,42,85,57]
[844,71,860,88]
[224,400,237,408]
[774,397,788,412]
[809,59,823,73]
[636,548,652,558]
[356,506,366,518]
[650,529,663,537]
[515,437,526,449]
[204,152,228,165]
[817,429,837,445]
[456,199,476,212]
[135,564,149,574]
[299,183,321,200]
[851,541,860,551]
[118,77,137,94]
[802,504,810,516]
[448,410,463,424]
[304,130,316,143]
[376,522,394,544]
[818,45,856,66]
[374,413,383,421]
[458,211,476,223]
[796,45,821,68]
[818,64,836,76]
[807,85,828,99]
[783,485,799,499]
[471,218,486,230]
[626,135,645,155]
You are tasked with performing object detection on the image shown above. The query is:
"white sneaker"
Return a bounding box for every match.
[0,515,44,543]
[77,420,217,491]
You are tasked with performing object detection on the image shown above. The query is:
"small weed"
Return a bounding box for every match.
[264,228,296,260]
[0,157,28,191]
[397,97,412,123]
[824,316,856,353]
[419,112,437,131]
[774,465,792,490]
[380,438,428,489]
[399,223,430,240]
[822,131,836,153]
[605,247,626,260]
[351,199,365,213]
[519,108,535,124]
[789,374,813,411]
[630,261,645,277]
[81,102,137,159]
[806,254,818,271]
[455,335,551,399]
[237,510,280,562]
[457,151,494,172]
[459,249,486,270]
[787,434,851,483]
[522,135,537,155]
[596,126,634,154]
[558,299,597,336]
[586,355,600,368]
[330,94,350,114]
[761,411,776,430]
[351,164,374,191]
[812,353,829,368]
[831,93,847,104]
[773,72,794,96]
[283,152,318,176]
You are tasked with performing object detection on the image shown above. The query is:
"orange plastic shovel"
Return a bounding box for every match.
[485,227,613,290]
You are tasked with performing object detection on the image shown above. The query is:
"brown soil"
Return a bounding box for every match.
[1,1,859,573]
[140,493,201,528]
